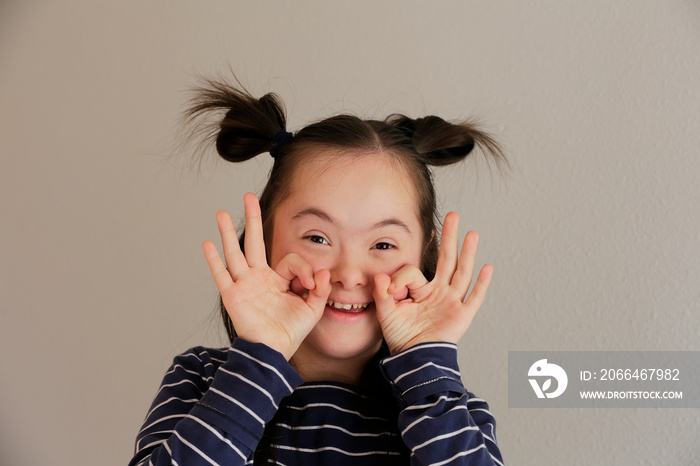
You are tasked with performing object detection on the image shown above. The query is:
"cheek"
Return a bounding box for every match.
[373,249,423,277]
[373,261,403,277]
[289,276,307,296]
[268,229,299,269]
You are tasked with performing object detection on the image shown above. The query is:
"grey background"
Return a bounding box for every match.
[1,1,699,465]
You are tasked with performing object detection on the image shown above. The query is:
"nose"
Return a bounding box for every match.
[329,249,368,290]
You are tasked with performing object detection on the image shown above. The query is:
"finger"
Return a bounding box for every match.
[434,212,460,284]
[215,210,247,279]
[305,269,331,312]
[274,253,316,290]
[202,240,235,294]
[242,193,267,267]
[388,265,429,300]
[451,230,479,301]
[372,272,395,318]
[463,264,493,317]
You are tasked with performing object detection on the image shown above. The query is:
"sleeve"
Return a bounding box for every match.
[380,342,503,466]
[129,339,303,466]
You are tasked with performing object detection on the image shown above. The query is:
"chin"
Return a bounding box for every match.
[302,319,384,361]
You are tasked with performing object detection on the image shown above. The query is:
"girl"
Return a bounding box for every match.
[130,78,506,465]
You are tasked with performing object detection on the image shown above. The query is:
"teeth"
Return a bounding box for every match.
[300,293,369,310]
[326,299,369,310]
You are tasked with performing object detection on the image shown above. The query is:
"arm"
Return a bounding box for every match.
[380,343,502,466]
[129,339,303,466]
[374,212,502,464]
[132,194,329,464]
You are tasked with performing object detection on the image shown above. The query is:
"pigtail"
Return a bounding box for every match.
[184,77,287,162]
[386,114,507,168]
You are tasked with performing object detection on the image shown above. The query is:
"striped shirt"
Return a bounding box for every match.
[130,339,503,465]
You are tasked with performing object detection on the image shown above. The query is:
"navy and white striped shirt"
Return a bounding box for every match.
[130,339,502,465]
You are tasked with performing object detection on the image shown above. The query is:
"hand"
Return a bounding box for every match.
[202,193,332,360]
[373,212,493,355]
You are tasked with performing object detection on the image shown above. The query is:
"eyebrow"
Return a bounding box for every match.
[292,207,413,235]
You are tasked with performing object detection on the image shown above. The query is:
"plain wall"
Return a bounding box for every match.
[1,1,698,464]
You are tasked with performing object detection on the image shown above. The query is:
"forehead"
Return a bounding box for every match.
[283,149,420,223]
[291,149,415,197]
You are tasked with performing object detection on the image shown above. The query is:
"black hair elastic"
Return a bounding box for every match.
[270,130,294,158]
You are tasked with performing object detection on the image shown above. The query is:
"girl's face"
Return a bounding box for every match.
[269,150,424,364]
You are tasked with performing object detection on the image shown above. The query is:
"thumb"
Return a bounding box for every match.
[305,269,331,314]
[373,273,395,319]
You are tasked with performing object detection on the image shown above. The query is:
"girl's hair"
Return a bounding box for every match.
[185,77,506,465]
[185,77,506,344]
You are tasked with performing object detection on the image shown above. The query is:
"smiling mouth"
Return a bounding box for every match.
[326,299,370,312]
[300,292,371,312]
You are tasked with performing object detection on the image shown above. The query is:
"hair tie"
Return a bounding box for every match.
[270,130,294,158]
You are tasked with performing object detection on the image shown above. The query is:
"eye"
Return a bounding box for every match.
[305,235,329,245]
[373,242,396,251]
